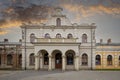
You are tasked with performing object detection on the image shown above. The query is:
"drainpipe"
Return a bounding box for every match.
[24,26,27,70]
[91,26,93,70]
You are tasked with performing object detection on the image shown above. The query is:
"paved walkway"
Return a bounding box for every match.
[0,70,120,80]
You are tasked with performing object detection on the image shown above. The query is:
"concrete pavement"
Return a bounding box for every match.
[0,70,120,80]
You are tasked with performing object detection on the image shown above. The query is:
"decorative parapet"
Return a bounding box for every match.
[35,38,78,43]
[96,48,120,51]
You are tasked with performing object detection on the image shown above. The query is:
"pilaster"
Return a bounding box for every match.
[62,56,66,71]
[48,55,52,71]
[40,56,43,69]
[35,55,39,70]
[75,56,79,71]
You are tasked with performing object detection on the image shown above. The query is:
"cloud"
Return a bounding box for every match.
[0,20,22,28]
[62,3,120,22]
[0,4,52,35]
[0,30,8,35]
[0,0,120,35]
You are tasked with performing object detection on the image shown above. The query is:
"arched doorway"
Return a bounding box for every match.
[52,50,62,69]
[55,53,62,69]
[37,50,49,70]
[65,50,75,65]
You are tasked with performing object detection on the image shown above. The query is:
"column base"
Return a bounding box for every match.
[62,69,65,71]
[75,68,79,71]
[48,69,52,71]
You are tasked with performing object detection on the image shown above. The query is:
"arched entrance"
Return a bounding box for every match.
[52,50,62,69]
[55,53,62,69]
[65,50,76,70]
[37,50,49,70]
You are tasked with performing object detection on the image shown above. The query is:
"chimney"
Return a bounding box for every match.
[100,39,103,44]
[4,39,8,42]
[107,38,112,44]
[19,39,22,42]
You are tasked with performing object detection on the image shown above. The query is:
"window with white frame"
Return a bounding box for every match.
[30,33,36,43]
[67,33,73,39]
[45,33,50,38]
[107,55,112,66]
[95,55,101,65]
[119,56,120,66]
[56,33,62,38]
[82,53,88,66]
[82,34,87,43]
[66,53,74,65]
[56,18,61,27]
[29,53,35,65]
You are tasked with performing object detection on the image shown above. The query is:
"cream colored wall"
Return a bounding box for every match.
[95,50,120,69]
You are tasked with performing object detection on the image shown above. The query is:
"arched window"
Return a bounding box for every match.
[95,55,101,65]
[82,34,87,43]
[67,33,73,39]
[7,54,13,65]
[19,54,22,66]
[56,18,61,27]
[107,55,112,65]
[44,53,49,65]
[30,33,36,43]
[45,33,50,38]
[29,53,35,65]
[56,33,62,38]
[66,53,74,65]
[119,56,120,66]
[82,53,88,66]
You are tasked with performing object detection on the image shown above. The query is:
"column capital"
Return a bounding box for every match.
[48,55,52,58]
[34,55,39,57]
[62,56,66,58]
[75,55,79,58]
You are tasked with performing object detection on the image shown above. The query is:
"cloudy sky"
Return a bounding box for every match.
[0,0,120,43]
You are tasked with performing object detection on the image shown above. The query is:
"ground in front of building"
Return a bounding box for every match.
[0,70,120,80]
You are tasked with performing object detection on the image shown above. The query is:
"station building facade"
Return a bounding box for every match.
[0,7,120,70]
[95,40,120,69]
[21,7,96,70]
[0,39,22,69]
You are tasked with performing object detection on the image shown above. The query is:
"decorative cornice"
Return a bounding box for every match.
[20,25,96,29]
[33,42,81,46]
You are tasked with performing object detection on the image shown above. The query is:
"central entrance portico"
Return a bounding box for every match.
[34,43,80,71]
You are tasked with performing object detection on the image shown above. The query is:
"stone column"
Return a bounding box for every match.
[40,56,43,69]
[62,56,66,71]
[35,55,39,70]
[48,55,52,71]
[75,56,79,71]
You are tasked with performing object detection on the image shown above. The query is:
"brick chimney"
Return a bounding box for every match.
[19,39,22,42]
[100,39,103,44]
[107,38,112,44]
[4,39,8,42]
